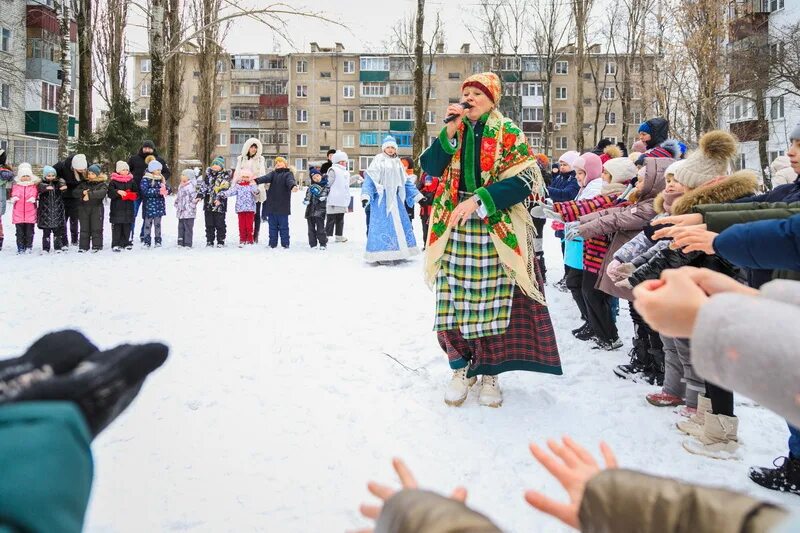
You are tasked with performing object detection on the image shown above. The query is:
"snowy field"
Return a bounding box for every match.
[1,192,798,532]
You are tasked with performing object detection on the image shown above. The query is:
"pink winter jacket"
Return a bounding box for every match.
[11,178,41,224]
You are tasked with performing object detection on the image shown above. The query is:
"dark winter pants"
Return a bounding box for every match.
[131,199,145,241]
[325,213,344,237]
[178,219,194,247]
[15,223,34,251]
[566,267,587,321]
[267,214,290,248]
[238,212,255,244]
[111,223,132,249]
[706,381,734,417]
[78,205,104,251]
[581,270,617,342]
[421,215,430,249]
[789,425,800,458]
[307,216,328,247]
[254,202,262,243]
[62,200,79,246]
[142,217,162,246]
[630,306,663,352]
[365,204,371,237]
[42,227,64,252]
[204,211,226,245]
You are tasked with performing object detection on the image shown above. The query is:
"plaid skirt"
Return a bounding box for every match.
[434,211,562,377]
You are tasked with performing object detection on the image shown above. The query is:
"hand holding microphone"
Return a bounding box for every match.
[444,102,472,138]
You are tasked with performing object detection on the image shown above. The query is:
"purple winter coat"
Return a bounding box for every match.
[221,181,258,213]
[174,182,198,219]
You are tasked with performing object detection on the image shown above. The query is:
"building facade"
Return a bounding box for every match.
[132,43,658,180]
[0,0,29,154]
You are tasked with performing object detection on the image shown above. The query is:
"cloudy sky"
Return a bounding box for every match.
[127,0,513,55]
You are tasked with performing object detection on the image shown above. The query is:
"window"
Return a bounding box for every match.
[0,28,11,54]
[296,84,308,98]
[296,109,308,123]
[320,72,331,79]
[522,107,543,121]
[523,58,542,72]
[764,0,784,11]
[320,120,331,128]
[771,96,785,120]
[605,62,617,76]
[391,57,414,72]
[295,158,308,171]
[521,83,542,97]
[360,107,387,121]
[255,131,287,145]
[343,134,355,148]
[359,156,375,170]
[140,58,151,73]
[360,57,390,71]
[218,108,227,122]
[138,108,149,121]
[503,84,518,97]
[526,134,542,148]
[556,136,568,150]
[555,87,567,100]
[555,61,568,75]
[496,56,521,71]
[472,60,486,74]
[428,87,436,99]
[389,106,413,121]
[320,96,331,104]
[605,137,618,145]
[361,82,387,97]
[347,159,355,172]
[603,87,616,100]
[631,85,642,100]
[343,110,354,123]
[0,83,9,109]
[631,61,642,74]
[41,82,57,111]
[426,110,436,124]
[394,133,412,147]
[231,56,257,70]
[344,60,355,73]
[264,107,287,120]
[630,111,643,124]
[217,133,227,147]
[769,150,785,162]
[140,81,151,97]
[390,81,414,96]
[296,134,308,147]
[343,85,355,98]
[555,111,568,125]
[265,58,286,70]
[296,60,308,73]
[738,153,746,170]
[771,42,785,61]
[448,72,460,80]
[360,131,381,146]
[605,112,617,125]
[261,80,287,95]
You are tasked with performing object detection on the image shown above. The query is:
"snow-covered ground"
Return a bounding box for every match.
[1,193,798,532]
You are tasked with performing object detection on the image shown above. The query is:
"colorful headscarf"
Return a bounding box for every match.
[462,72,502,105]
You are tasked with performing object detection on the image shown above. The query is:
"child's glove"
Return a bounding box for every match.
[529,204,562,221]
[616,262,636,278]
[606,259,624,281]
[564,222,581,241]
[8,197,17,203]
[615,278,634,290]
[362,199,369,208]
[27,197,36,203]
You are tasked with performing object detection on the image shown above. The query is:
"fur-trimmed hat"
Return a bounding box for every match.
[17,162,34,178]
[674,130,737,189]
[603,145,622,160]
[462,72,502,105]
[603,157,637,184]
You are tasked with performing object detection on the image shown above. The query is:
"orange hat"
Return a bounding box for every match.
[462,72,502,105]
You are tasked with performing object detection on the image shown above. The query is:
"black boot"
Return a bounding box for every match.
[643,347,665,386]
[571,322,590,336]
[574,324,596,341]
[749,456,800,495]
[614,336,651,381]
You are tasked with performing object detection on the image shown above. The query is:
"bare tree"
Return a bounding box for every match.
[55,0,72,158]
[529,0,571,155]
[94,0,128,108]
[496,0,529,124]
[467,0,505,79]
[75,0,93,139]
[412,0,426,174]
[163,0,184,186]
[147,0,166,147]
[572,0,595,152]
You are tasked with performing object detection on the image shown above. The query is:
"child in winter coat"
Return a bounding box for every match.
[222,170,259,245]
[75,164,109,252]
[139,159,169,248]
[304,167,330,249]
[0,149,14,251]
[256,157,298,249]
[418,172,440,250]
[108,161,139,251]
[37,165,67,252]
[197,156,231,247]
[9,163,40,254]
[174,169,198,247]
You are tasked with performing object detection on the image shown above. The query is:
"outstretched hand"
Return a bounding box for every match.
[525,437,618,529]
[355,458,467,533]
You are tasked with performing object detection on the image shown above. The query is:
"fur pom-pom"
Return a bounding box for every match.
[699,130,737,162]
[144,155,156,164]
[604,145,622,159]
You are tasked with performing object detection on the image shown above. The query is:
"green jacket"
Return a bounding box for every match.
[693,201,800,233]
[0,402,93,533]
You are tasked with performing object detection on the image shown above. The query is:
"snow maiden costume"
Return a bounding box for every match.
[420,72,561,408]
[361,136,424,262]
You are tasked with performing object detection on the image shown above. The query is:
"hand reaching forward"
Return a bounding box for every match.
[525,437,617,529]
[355,458,467,533]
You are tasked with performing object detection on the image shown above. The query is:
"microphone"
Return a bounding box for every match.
[443,102,472,124]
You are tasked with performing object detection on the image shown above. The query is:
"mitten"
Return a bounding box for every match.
[362,199,369,208]
[27,197,36,203]
[617,262,636,278]
[615,278,634,290]
[564,223,581,241]
[605,259,624,281]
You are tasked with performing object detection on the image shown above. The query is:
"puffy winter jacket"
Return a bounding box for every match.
[10,177,41,224]
[695,201,800,234]
[221,181,259,213]
[553,194,621,273]
[107,173,138,224]
[37,178,67,229]
[197,168,231,213]
[547,170,580,202]
[74,176,109,208]
[139,174,169,218]
[0,166,13,216]
[713,214,800,273]
[174,182,198,219]
[304,180,330,219]
[53,154,85,207]
[257,168,297,216]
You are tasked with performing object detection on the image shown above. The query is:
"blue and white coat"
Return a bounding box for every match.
[361,153,423,262]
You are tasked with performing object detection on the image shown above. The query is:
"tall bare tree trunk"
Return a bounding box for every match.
[76,0,92,139]
[55,0,71,157]
[164,0,183,187]
[148,0,166,147]
[572,0,593,152]
[412,0,426,174]
[193,0,224,164]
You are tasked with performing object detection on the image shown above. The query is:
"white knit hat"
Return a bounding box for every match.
[664,159,687,178]
[674,131,737,189]
[116,160,130,173]
[603,157,637,184]
[72,154,88,171]
[332,150,348,164]
[17,162,33,178]
[558,150,580,167]
[382,135,398,151]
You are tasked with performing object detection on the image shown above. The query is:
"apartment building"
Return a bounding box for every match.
[132,43,657,180]
[0,0,26,152]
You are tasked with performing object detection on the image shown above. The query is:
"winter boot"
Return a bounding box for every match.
[677,394,711,437]
[749,456,800,495]
[335,236,348,243]
[614,337,650,381]
[535,251,547,284]
[571,322,590,336]
[574,325,597,341]
[0,237,3,250]
[478,375,502,408]
[646,391,685,407]
[682,413,740,459]
[444,367,477,407]
[592,337,623,351]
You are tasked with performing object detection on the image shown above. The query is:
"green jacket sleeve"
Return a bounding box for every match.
[579,469,787,533]
[694,202,800,233]
[0,402,94,533]
[376,489,501,533]
[475,174,532,217]
[420,128,457,179]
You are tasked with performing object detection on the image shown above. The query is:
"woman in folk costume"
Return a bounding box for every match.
[361,136,424,263]
[420,72,562,408]
[233,138,268,243]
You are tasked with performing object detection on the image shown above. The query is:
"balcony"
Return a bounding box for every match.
[729,12,769,43]
[27,5,77,42]
[730,119,768,142]
[26,58,61,85]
